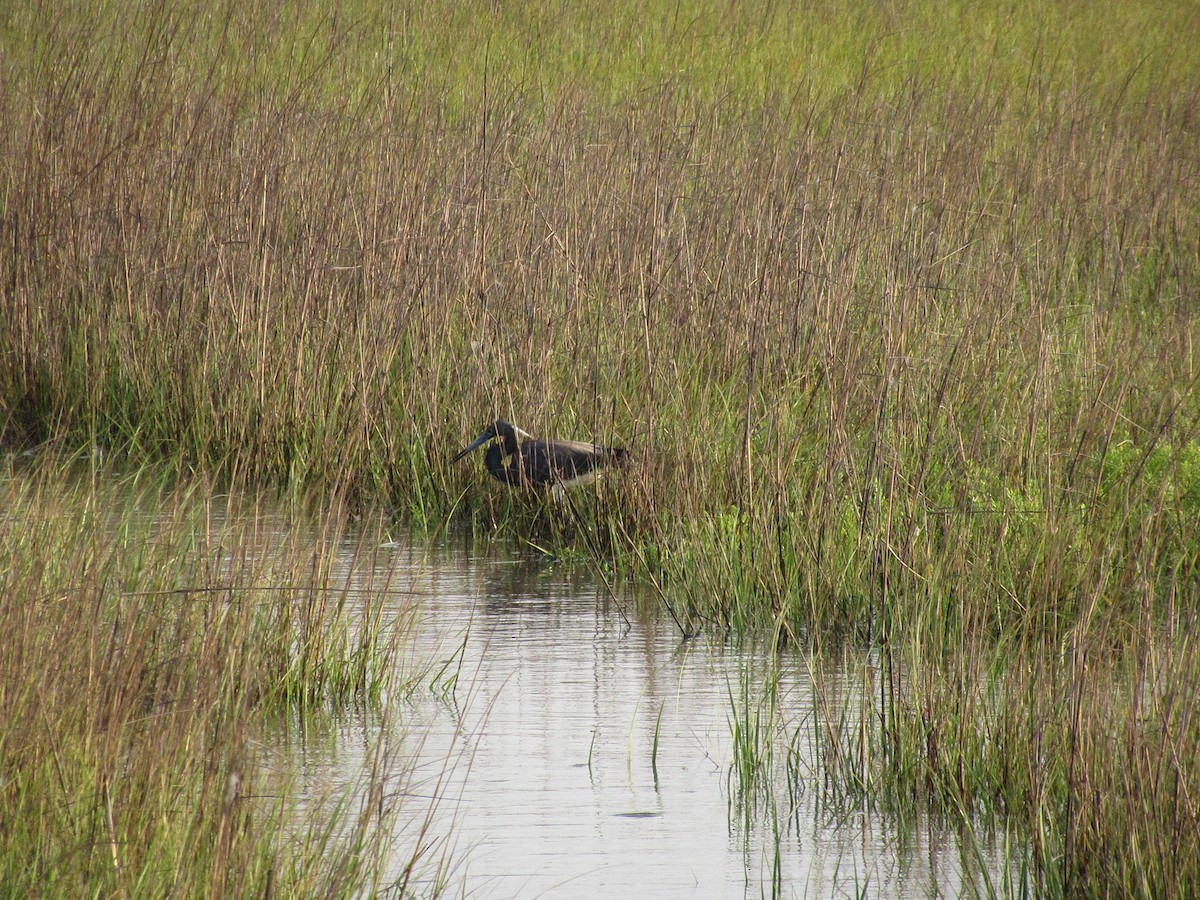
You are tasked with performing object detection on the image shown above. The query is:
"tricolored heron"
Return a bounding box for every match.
[452,420,627,490]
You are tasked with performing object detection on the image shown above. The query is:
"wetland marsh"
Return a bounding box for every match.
[3,0,1200,895]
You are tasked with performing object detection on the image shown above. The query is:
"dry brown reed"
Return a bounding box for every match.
[3,0,1200,894]
[0,460,436,895]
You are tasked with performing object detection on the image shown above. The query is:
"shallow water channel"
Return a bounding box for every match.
[271,531,1015,899]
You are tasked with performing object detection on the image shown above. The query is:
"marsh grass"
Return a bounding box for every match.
[787,630,1200,896]
[3,0,1200,894]
[0,456,441,896]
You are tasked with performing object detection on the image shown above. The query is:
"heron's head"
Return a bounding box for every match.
[452,420,528,462]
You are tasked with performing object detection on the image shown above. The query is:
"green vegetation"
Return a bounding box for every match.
[0,458,442,896]
[3,0,1200,894]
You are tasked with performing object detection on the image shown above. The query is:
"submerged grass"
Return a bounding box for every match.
[3,0,1200,894]
[0,456,440,896]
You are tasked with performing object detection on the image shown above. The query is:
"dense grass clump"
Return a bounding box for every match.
[3,0,1200,894]
[0,458,436,896]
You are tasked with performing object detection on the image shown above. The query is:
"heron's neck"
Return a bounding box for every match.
[484,443,522,485]
[498,423,531,455]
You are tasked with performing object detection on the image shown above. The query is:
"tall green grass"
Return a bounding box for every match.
[0,457,440,896]
[789,622,1200,897]
[3,0,1200,894]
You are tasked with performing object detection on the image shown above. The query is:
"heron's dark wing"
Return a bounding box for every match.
[518,439,623,484]
[546,438,607,455]
[549,439,627,465]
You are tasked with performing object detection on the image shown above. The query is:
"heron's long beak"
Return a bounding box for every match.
[452,431,492,463]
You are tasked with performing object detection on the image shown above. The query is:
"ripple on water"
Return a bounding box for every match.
[275,534,1018,900]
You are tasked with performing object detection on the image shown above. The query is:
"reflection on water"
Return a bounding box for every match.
[279,532,1015,899]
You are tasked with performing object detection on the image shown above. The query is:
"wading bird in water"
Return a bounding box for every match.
[452,420,627,490]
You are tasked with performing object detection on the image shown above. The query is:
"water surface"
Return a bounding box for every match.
[279,534,1014,899]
